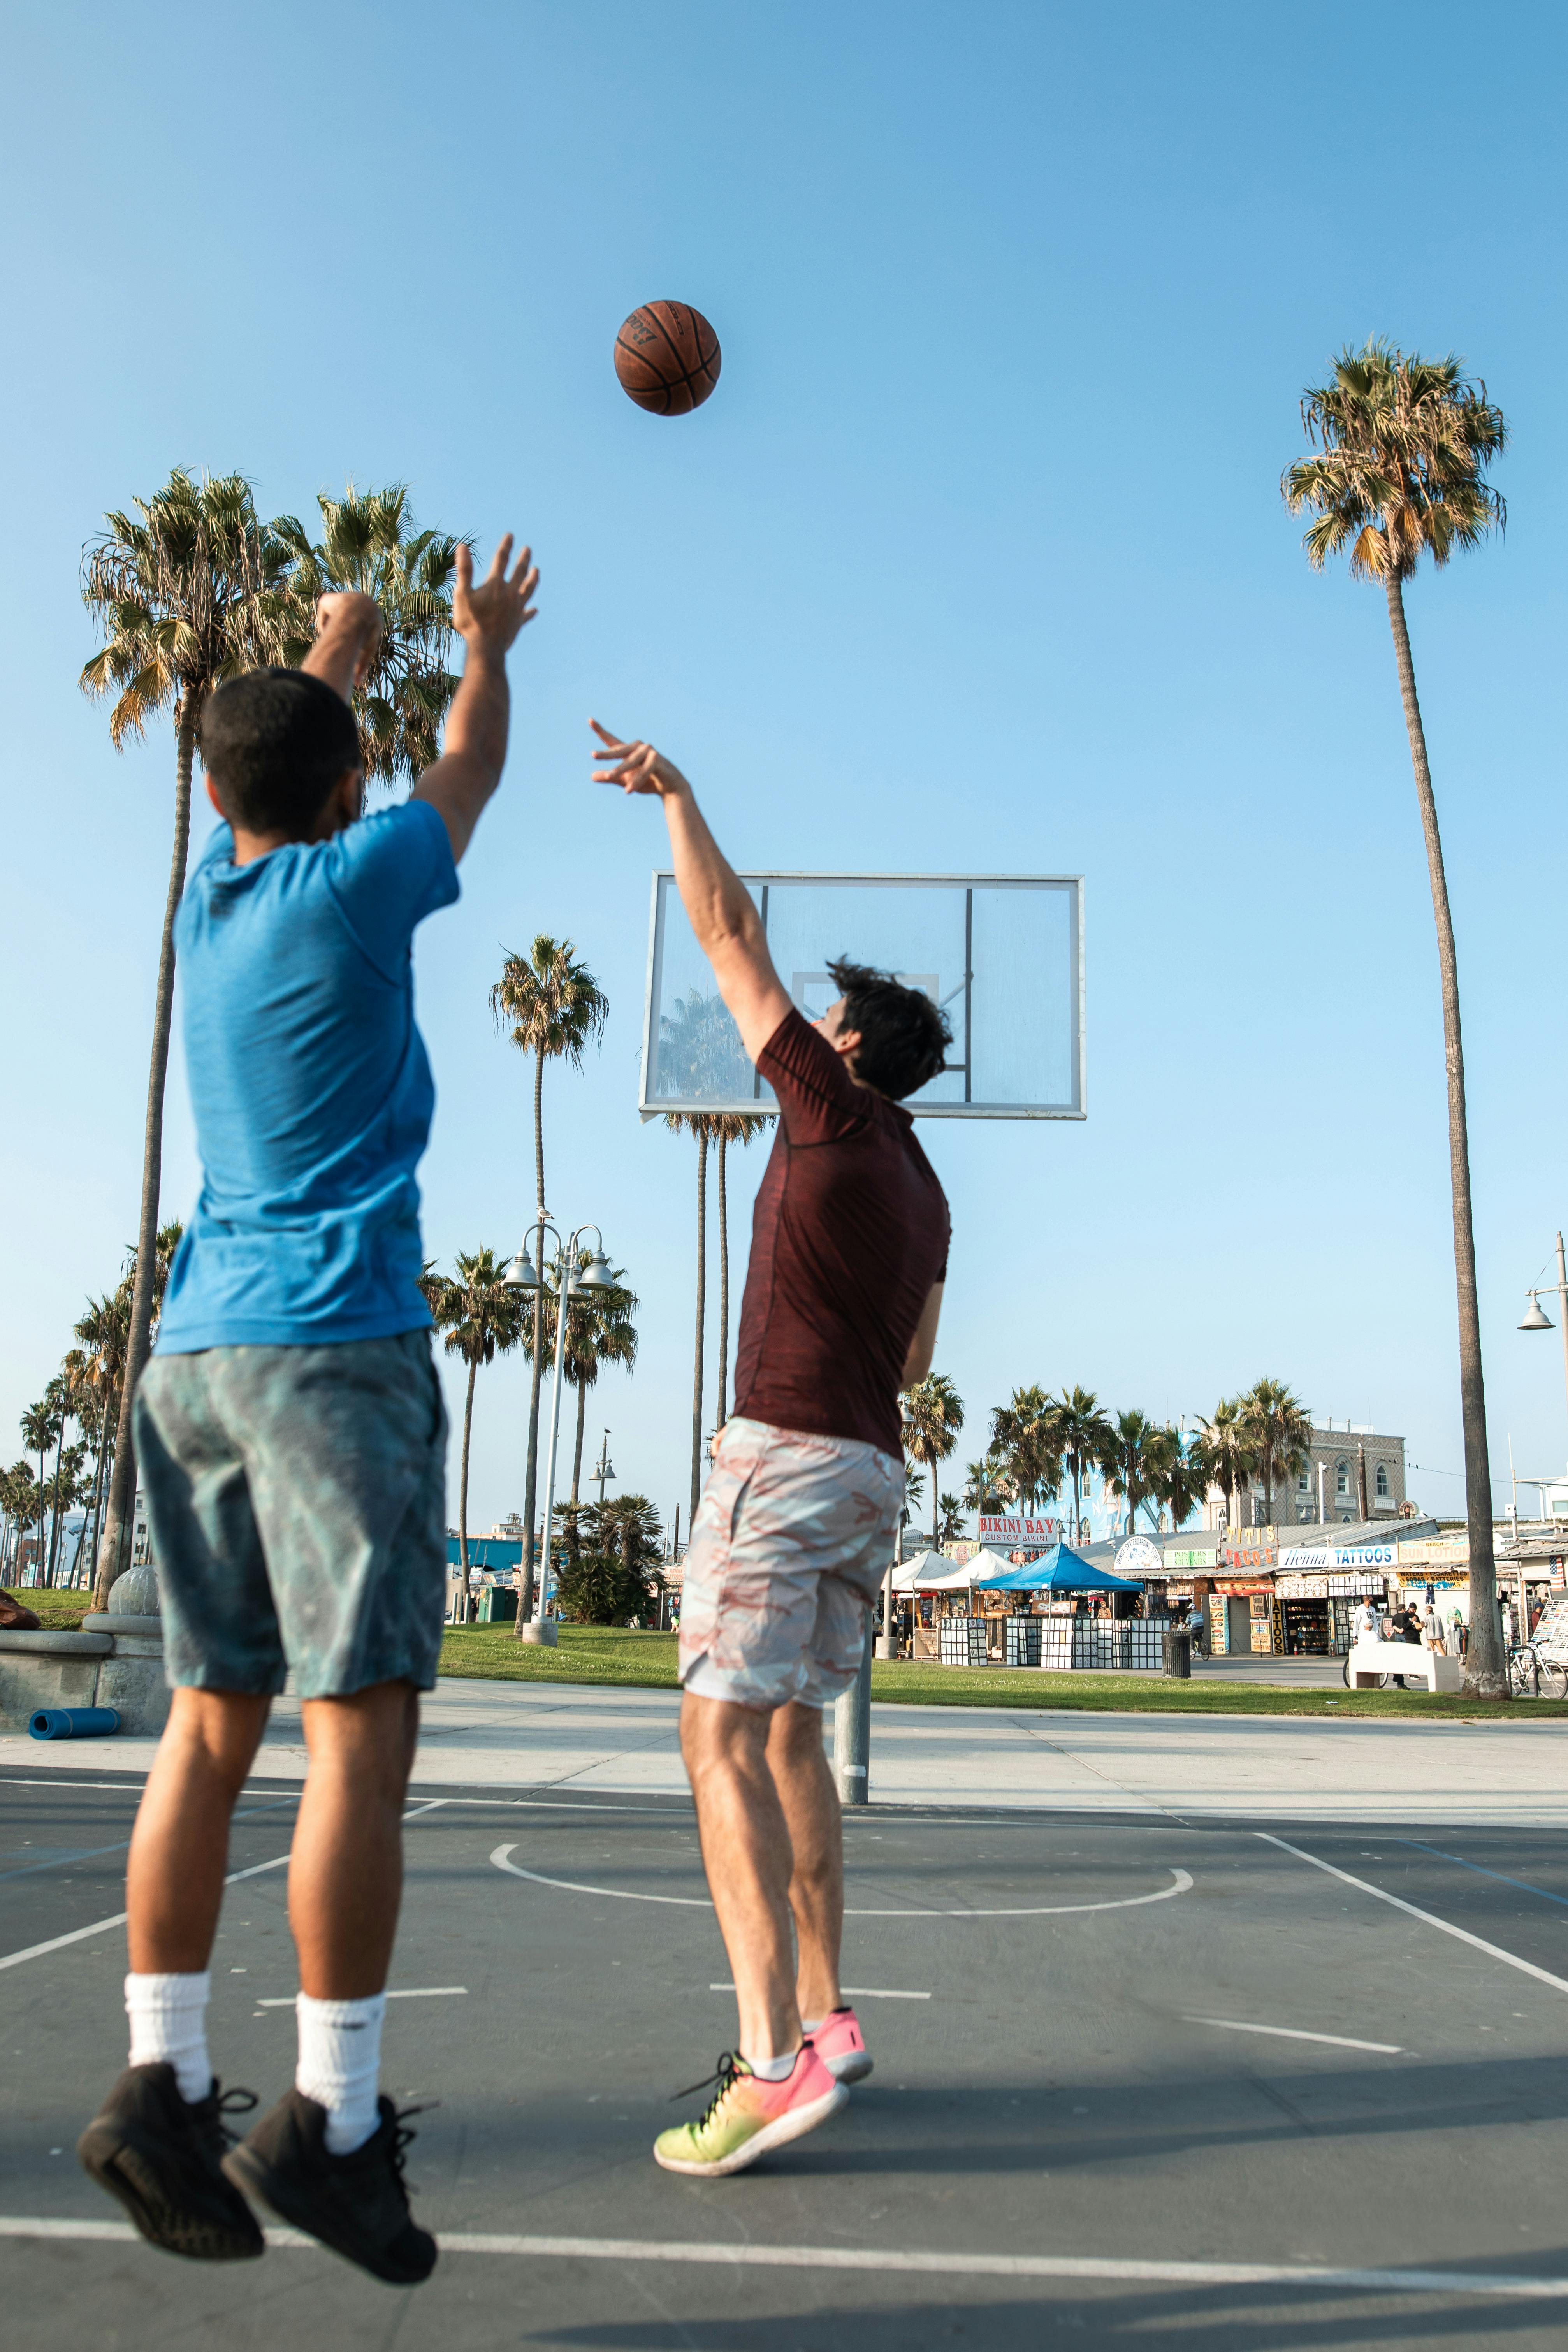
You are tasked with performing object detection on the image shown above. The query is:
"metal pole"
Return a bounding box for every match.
[536,1240,577,1625]
[833,1614,873,1807]
[1556,1231,1568,1461]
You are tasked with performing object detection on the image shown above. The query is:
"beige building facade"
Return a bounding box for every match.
[1204,1419,1407,1530]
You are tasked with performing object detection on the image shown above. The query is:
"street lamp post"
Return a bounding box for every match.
[1519,1232,1568,1449]
[594,1430,615,1514]
[504,1223,621,1644]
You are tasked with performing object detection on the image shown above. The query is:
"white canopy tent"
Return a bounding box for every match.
[891,1547,1010,1593]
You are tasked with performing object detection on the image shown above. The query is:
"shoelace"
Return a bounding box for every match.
[670,2052,745,2130]
[387,2101,436,2197]
[193,2083,259,2160]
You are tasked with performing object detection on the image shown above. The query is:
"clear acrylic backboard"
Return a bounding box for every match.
[639,873,1085,1120]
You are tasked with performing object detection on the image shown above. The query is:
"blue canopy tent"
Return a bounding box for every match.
[976,1543,1141,1595]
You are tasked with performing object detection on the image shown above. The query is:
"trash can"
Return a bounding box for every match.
[1161,1630,1192,1680]
[476,1584,518,1625]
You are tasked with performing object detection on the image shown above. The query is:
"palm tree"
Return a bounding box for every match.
[419,1248,526,1622]
[989,1385,1062,1514]
[1193,1398,1255,1532]
[1284,339,1508,1697]
[1151,1426,1207,1535]
[492,939,609,1626]
[664,1112,720,1526]
[962,1452,1008,1516]
[563,1271,638,1507]
[74,1281,132,1572]
[274,484,463,785]
[1,1464,43,1583]
[81,471,290,1605]
[1104,1409,1163,1536]
[1045,1387,1116,1545]
[937,1493,964,1542]
[903,1373,965,1547]
[713,1113,766,1431]
[19,1400,60,1587]
[1238,1377,1313,1525]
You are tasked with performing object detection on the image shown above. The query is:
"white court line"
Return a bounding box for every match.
[710,1983,930,2000]
[0,2217,1564,2299]
[255,1987,468,2007]
[1257,1832,1568,1996]
[491,1845,1193,1919]
[0,1799,448,1974]
[1184,2016,1402,2054]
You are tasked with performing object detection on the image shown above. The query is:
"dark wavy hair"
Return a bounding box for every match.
[827,956,951,1100]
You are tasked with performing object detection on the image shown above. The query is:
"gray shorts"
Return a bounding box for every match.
[134,1331,448,1701]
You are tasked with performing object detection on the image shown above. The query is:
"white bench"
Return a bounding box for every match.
[1345,1640,1462,1692]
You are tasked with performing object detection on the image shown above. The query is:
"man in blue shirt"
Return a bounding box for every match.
[77,538,538,2285]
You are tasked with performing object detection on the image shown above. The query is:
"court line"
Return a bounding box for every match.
[491,1845,1193,1918]
[0,1800,448,1974]
[1184,2016,1403,2054]
[0,1799,295,1886]
[1396,1839,1568,1910]
[0,2216,1564,2298]
[1256,1833,1568,1995]
[710,1982,930,2000]
[256,1987,469,2007]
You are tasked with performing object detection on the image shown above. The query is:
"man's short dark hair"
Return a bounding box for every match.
[827,956,952,1100]
[200,668,362,836]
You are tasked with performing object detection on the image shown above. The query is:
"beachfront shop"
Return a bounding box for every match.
[1273,1543,1399,1655]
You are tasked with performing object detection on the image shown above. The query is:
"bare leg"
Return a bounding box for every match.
[680,1691,800,2061]
[766,1701,844,2025]
[290,1680,419,1999]
[126,1689,272,1972]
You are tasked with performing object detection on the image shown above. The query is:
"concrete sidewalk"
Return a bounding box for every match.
[4,1674,1565,1823]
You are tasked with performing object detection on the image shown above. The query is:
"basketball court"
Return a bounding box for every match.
[6,1751,1568,2347]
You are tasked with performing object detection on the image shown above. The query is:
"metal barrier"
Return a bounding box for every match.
[1004,1615,1042,1667]
[939,1618,990,1666]
[937,1615,1174,1670]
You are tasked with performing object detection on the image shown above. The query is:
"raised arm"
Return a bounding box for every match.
[411,537,540,861]
[591,722,792,1062]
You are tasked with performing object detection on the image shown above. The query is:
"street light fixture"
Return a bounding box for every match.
[1518,1231,1568,1453]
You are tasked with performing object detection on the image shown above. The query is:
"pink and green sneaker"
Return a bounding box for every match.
[653,2047,847,2177]
[807,2005,872,2085]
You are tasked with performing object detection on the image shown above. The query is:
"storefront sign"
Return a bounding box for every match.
[1216,1579,1271,1595]
[1164,1547,1217,1569]
[1280,1543,1397,1571]
[1397,1535,1470,1569]
[1223,1544,1276,1570]
[978,1514,1062,1551]
[1115,1536,1165,1579]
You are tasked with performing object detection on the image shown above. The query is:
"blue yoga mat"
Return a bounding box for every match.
[28,1707,121,1740]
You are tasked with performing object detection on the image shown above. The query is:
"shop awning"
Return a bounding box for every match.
[891,1549,983,1591]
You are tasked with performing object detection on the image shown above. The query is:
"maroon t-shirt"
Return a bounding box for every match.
[732,1009,951,1461]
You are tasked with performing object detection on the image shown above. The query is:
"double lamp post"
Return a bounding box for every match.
[503,1219,620,1643]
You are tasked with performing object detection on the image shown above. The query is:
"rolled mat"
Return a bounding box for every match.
[28,1707,121,1740]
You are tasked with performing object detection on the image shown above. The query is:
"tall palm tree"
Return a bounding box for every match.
[74,1280,132,1572]
[1151,1426,1207,1535]
[1238,1377,1313,1525]
[902,1373,965,1547]
[1,1464,43,1583]
[80,471,291,1605]
[274,484,463,784]
[962,1452,1008,1516]
[1104,1409,1163,1535]
[419,1248,526,1622]
[664,1112,720,1526]
[492,939,609,1626]
[1044,1387,1116,1545]
[19,1399,60,1589]
[713,1113,766,1432]
[563,1269,639,1507]
[1193,1398,1255,1532]
[1284,339,1508,1698]
[989,1385,1062,1514]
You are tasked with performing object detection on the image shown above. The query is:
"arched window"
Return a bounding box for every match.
[1375,1463,1389,1499]
[1297,1466,1311,1492]
[1335,1459,1350,1497]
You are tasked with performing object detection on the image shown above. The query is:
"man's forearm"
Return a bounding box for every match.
[663,782,765,962]
[301,625,362,704]
[443,643,510,789]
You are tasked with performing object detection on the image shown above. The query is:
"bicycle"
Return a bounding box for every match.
[1508,1642,1568,1699]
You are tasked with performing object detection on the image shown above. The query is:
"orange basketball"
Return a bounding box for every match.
[614,301,722,416]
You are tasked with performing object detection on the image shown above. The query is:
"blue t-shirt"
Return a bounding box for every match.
[156,799,459,1353]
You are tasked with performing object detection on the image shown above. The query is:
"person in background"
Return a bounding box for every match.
[1445,1609,1464,1657]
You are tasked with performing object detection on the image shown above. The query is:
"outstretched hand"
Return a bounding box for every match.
[590,719,689,797]
[313,590,383,691]
[454,536,540,656]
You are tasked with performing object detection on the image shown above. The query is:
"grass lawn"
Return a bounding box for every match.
[436,1624,1568,1720]
[3,1587,93,1630]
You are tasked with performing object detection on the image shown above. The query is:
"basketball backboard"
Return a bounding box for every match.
[639,872,1085,1120]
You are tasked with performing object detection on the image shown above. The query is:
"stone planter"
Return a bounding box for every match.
[0,1562,173,1738]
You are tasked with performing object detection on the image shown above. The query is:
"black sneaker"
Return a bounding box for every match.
[223,2088,437,2286]
[77,2062,264,2261]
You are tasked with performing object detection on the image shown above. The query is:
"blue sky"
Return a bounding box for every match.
[3,0,1566,1538]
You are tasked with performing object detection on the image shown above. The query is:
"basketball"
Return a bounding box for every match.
[614,301,722,416]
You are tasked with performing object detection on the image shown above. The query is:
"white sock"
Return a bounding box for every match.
[126,1971,211,2103]
[295,1992,386,2155]
[802,2017,824,2035]
[743,2049,798,2082]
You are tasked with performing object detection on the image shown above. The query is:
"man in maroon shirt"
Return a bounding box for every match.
[594,720,951,2179]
